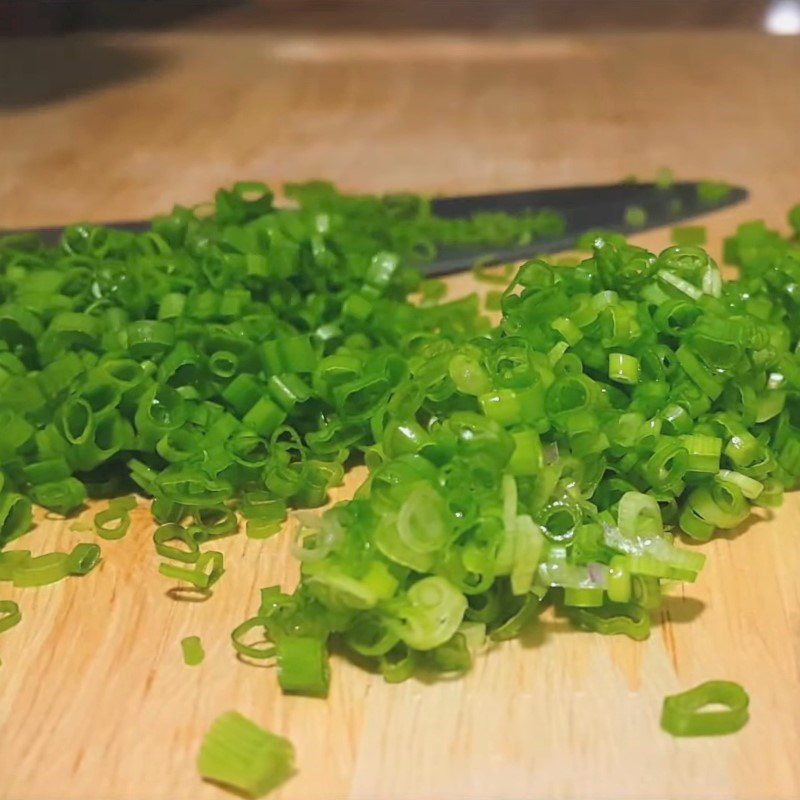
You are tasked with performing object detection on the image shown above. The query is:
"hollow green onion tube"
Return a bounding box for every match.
[12,552,70,587]
[0,493,32,548]
[181,635,205,666]
[379,642,419,683]
[569,603,651,641]
[0,599,21,633]
[94,496,136,540]
[158,551,224,589]
[388,577,467,651]
[608,353,640,385]
[153,523,201,563]
[22,458,71,486]
[4,181,800,702]
[276,636,330,697]
[66,543,102,575]
[231,616,276,660]
[197,711,295,798]
[192,506,238,539]
[660,680,749,736]
[134,385,188,449]
[31,479,86,516]
[0,550,32,581]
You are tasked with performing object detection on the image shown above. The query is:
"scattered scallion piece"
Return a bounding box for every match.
[197,711,295,798]
[275,636,330,697]
[471,260,516,285]
[485,290,503,312]
[225,191,800,693]
[94,495,137,540]
[671,225,707,246]
[66,543,101,575]
[0,599,21,633]
[0,180,798,728]
[159,550,224,590]
[697,180,731,204]
[624,205,647,229]
[0,551,31,581]
[11,553,70,587]
[181,635,205,666]
[790,203,800,237]
[655,167,675,190]
[0,494,32,549]
[661,680,749,736]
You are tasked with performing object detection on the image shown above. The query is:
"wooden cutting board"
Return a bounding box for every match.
[1,450,799,800]
[2,27,800,800]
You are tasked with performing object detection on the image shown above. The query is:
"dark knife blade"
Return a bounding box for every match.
[4,181,747,277]
[426,181,747,275]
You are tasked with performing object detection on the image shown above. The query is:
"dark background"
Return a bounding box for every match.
[0,0,789,35]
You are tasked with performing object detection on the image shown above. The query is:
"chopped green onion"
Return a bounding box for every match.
[671,225,706,246]
[94,496,136,540]
[570,602,650,640]
[661,680,749,736]
[0,494,32,548]
[159,551,224,589]
[153,523,201,563]
[624,206,647,229]
[66,543,101,575]
[276,636,330,697]
[12,552,69,587]
[231,617,275,660]
[655,167,674,190]
[0,599,21,633]
[0,550,32,581]
[697,181,731,204]
[181,635,205,666]
[197,711,294,798]
[608,353,639,385]
[1,180,799,726]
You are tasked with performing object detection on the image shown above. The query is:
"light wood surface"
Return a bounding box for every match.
[1,28,800,800]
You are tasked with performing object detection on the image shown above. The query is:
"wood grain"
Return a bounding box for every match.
[1,28,800,800]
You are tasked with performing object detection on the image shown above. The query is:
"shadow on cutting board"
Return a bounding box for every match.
[0,37,166,109]
[653,595,706,625]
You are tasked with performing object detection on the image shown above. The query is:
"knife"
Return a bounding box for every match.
[6,180,747,277]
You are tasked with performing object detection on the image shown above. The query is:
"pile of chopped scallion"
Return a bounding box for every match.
[1,181,799,795]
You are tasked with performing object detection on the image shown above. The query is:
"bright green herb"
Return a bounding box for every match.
[1,543,100,586]
[0,599,21,633]
[485,290,503,312]
[0,494,32,549]
[1,180,798,722]
[11,552,69,587]
[671,225,706,246]
[231,616,275,661]
[181,635,205,666]
[2,180,531,570]
[159,550,224,590]
[655,167,675,190]
[661,680,749,736]
[66,543,101,575]
[697,181,731,204]
[0,550,30,580]
[576,229,627,250]
[225,193,800,694]
[276,636,330,697]
[94,495,136,540]
[197,711,294,798]
[624,205,647,229]
[471,260,516,285]
[789,203,800,238]
[667,197,684,216]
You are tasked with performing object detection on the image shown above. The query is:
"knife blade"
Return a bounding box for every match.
[4,181,747,277]
[427,181,747,275]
